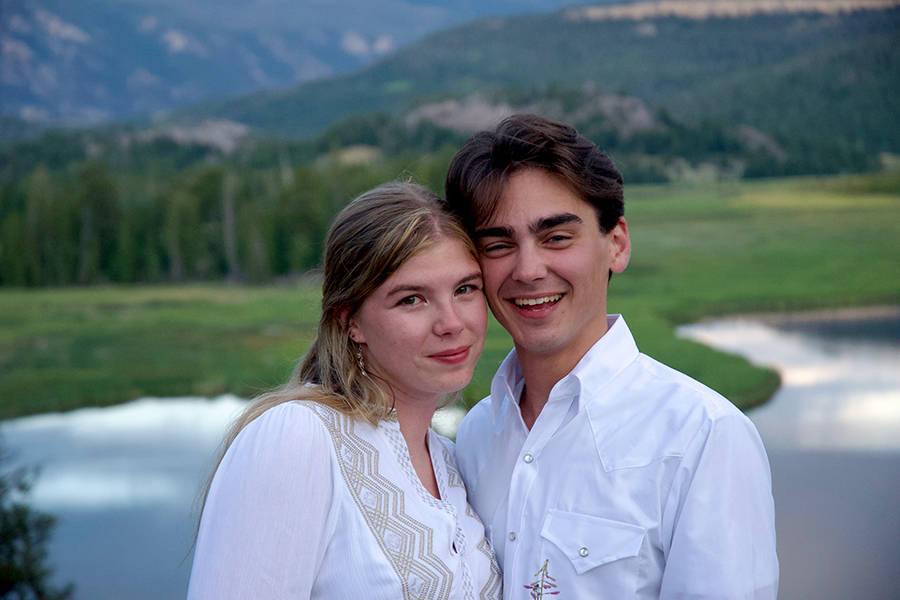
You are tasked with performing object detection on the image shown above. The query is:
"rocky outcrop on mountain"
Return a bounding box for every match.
[566,0,900,21]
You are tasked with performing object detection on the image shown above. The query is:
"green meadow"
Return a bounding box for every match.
[1,173,898,420]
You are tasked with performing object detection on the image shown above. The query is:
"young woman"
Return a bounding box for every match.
[188,183,502,600]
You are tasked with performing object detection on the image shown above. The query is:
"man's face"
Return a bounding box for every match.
[474,169,630,366]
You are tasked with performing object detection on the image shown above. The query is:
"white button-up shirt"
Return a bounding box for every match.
[456,315,778,600]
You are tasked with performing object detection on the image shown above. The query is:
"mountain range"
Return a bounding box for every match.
[163,0,900,160]
[3,0,898,168]
[0,0,594,126]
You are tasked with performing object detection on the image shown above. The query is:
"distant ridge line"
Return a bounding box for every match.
[565,0,900,21]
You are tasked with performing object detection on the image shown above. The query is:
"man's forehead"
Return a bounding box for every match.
[478,191,593,231]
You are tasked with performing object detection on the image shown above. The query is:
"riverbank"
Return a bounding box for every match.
[1,173,898,419]
[690,304,900,326]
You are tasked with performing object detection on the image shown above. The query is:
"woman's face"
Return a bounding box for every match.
[348,236,487,410]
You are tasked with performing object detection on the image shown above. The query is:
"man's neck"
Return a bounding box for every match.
[517,351,576,430]
[515,323,610,430]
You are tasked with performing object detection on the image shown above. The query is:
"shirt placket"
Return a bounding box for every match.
[503,389,578,597]
[430,434,466,570]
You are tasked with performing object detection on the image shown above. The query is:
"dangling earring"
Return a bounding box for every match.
[350,331,367,376]
[356,344,367,376]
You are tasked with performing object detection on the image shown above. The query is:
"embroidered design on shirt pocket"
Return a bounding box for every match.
[540,509,645,575]
[523,559,560,599]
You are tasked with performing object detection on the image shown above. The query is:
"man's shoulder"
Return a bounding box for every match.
[585,351,756,470]
[616,351,743,419]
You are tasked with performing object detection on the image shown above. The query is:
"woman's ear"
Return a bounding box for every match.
[343,310,365,344]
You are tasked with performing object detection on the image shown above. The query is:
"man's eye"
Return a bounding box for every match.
[481,242,511,254]
[456,284,481,295]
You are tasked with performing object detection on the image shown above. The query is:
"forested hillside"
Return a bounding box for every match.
[2,0,899,289]
[170,2,900,158]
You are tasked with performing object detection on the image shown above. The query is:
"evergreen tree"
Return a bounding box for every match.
[74,163,119,284]
[0,447,74,600]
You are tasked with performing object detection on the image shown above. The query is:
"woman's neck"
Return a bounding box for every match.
[394,398,441,499]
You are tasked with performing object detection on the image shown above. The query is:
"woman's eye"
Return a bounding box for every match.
[399,296,420,306]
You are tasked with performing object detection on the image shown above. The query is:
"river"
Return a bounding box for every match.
[679,307,900,600]
[1,309,898,599]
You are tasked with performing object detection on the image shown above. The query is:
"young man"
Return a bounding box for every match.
[444,115,778,599]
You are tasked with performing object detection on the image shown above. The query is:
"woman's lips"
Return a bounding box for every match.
[428,346,471,365]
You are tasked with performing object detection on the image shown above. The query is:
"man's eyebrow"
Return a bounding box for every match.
[474,214,583,240]
[473,226,514,240]
[531,213,582,234]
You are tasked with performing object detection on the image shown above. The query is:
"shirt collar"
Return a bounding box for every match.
[489,315,640,426]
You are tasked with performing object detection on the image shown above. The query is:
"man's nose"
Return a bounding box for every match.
[511,243,547,283]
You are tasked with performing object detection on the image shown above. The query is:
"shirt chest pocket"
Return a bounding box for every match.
[540,509,645,575]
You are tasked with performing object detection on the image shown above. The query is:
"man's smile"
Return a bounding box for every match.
[512,294,563,308]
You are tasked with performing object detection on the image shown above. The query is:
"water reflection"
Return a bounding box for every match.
[678,314,900,452]
[1,396,247,600]
[4,396,246,510]
[679,310,900,600]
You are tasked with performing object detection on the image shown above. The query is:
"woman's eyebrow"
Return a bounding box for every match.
[456,272,483,286]
[385,283,428,297]
[386,272,481,297]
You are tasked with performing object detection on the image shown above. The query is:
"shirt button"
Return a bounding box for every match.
[579,547,589,557]
[509,532,516,542]
[523,454,533,463]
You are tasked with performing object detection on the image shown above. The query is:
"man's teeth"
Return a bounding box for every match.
[514,294,562,307]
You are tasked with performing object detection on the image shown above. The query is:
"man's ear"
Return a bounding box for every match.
[608,218,631,274]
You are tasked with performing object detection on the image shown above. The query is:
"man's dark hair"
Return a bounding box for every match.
[444,114,624,234]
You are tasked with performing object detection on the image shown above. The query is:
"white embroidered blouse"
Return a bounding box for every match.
[188,400,502,600]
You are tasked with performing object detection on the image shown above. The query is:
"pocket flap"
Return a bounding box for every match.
[540,509,645,575]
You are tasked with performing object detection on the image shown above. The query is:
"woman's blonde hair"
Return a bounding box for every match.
[197,181,475,516]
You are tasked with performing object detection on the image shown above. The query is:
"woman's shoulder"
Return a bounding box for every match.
[232,400,341,456]
[263,398,383,442]
[251,398,328,425]
[213,401,342,488]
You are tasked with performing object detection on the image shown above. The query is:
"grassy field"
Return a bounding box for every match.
[1,173,898,420]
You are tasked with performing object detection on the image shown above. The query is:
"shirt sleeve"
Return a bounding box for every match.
[187,402,337,599]
[660,411,779,600]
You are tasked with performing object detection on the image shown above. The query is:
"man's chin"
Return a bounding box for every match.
[512,333,568,357]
